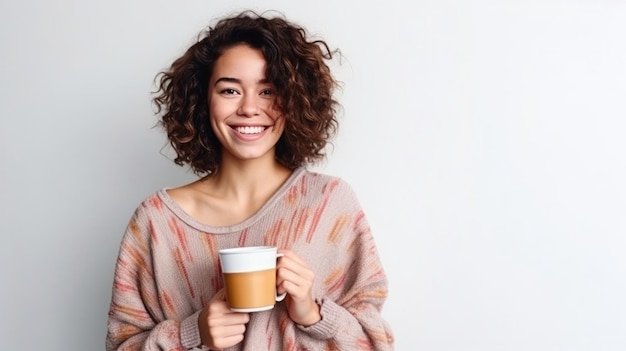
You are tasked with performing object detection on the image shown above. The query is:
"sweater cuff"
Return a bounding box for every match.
[296,298,339,340]
[180,310,203,349]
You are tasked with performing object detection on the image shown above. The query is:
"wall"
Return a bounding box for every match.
[1,0,625,349]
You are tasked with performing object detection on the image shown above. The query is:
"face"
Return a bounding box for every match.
[208,44,284,164]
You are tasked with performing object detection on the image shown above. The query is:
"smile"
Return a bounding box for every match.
[234,126,267,134]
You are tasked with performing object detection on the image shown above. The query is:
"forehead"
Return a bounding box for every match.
[211,44,267,81]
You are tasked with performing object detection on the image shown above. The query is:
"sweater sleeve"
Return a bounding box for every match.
[294,180,395,350]
[105,206,203,351]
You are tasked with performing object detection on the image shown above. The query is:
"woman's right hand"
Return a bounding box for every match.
[198,289,250,350]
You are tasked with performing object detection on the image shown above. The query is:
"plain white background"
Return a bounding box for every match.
[1,0,625,350]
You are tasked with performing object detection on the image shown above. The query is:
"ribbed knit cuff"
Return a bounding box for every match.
[180,310,203,349]
[296,298,339,340]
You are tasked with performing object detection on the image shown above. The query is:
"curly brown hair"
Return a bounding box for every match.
[152,10,341,175]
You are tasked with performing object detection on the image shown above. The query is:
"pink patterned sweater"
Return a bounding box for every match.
[106,168,394,350]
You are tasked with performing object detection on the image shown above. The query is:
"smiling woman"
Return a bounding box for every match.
[208,44,285,161]
[152,10,339,175]
[105,9,394,351]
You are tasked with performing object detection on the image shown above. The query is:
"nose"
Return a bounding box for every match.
[237,94,260,117]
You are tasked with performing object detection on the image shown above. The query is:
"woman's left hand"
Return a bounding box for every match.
[276,249,321,326]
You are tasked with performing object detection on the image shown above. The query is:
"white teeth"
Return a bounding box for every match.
[236,126,265,134]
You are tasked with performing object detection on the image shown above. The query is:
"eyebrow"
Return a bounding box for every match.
[213,77,270,86]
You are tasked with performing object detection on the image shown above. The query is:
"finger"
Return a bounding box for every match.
[211,326,247,350]
[213,335,245,350]
[277,256,314,281]
[278,249,309,267]
[212,323,248,338]
[277,269,314,300]
[278,266,311,287]
[207,298,233,315]
[209,288,228,303]
[207,312,250,331]
[278,259,315,283]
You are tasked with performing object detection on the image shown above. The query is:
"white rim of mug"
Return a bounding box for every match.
[219,246,276,255]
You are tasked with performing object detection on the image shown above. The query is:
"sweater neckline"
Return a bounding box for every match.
[157,167,306,234]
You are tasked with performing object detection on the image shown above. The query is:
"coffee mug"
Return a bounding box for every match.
[218,246,287,312]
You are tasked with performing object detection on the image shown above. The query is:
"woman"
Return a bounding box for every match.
[106,10,394,350]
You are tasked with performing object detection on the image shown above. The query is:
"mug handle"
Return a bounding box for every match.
[275,253,287,302]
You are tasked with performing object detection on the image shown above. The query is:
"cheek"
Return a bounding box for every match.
[208,92,236,119]
[208,101,227,138]
[209,102,235,138]
[209,99,225,120]
[272,115,286,133]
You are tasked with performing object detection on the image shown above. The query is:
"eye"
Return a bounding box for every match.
[260,88,273,96]
[220,88,239,95]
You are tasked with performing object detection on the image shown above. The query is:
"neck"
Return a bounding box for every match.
[204,153,293,202]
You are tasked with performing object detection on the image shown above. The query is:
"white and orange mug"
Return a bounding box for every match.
[218,246,287,312]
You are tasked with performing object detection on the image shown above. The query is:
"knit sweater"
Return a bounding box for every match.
[106,168,394,350]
